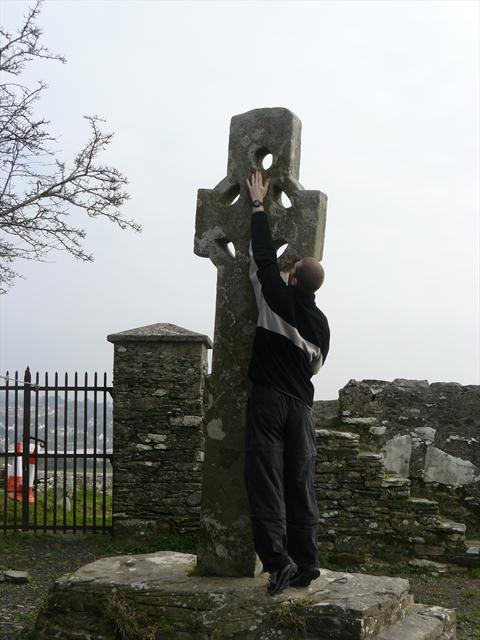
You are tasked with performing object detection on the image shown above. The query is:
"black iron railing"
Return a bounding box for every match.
[1,367,113,533]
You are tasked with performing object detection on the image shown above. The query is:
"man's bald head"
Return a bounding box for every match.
[288,257,325,294]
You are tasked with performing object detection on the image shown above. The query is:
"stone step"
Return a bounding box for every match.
[342,416,380,428]
[372,603,456,640]
[461,538,480,567]
[315,428,360,446]
[407,497,441,515]
[354,451,386,482]
[357,451,385,463]
[446,538,480,568]
[427,517,467,536]
[33,550,435,640]
[381,476,411,488]
[465,539,480,556]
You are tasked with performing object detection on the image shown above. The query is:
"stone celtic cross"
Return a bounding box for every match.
[194,107,328,577]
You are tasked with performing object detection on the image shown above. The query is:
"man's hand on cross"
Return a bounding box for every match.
[246,170,270,209]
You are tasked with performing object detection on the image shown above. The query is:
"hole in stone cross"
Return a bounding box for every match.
[273,185,293,209]
[216,238,236,258]
[216,239,236,259]
[221,184,241,207]
[254,147,274,171]
[279,191,292,208]
[276,243,288,258]
[261,153,273,170]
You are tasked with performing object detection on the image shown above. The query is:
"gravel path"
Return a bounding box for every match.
[0,533,98,639]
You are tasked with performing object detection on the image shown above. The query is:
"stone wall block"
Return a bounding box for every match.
[107,323,212,539]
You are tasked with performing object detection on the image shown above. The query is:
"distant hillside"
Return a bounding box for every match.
[0,391,112,453]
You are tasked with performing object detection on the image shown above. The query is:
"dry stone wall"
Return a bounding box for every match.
[313,427,479,567]
[336,378,480,530]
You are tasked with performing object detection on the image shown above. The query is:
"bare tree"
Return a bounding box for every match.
[0,0,141,294]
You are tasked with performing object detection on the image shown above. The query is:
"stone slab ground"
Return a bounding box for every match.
[32,550,457,640]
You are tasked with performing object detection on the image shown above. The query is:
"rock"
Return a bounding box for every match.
[413,544,446,557]
[3,570,31,583]
[370,426,387,436]
[344,416,378,426]
[186,491,201,506]
[424,447,477,488]
[373,603,456,640]
[384,434,412,477]
[407,558,449,572]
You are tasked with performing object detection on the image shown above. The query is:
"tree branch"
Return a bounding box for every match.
[0,3,141,293]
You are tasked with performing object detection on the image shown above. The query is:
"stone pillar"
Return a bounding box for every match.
[107,323,212,539]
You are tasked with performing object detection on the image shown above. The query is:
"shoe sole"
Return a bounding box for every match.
[267,563,298,596]
[289,567,320,587]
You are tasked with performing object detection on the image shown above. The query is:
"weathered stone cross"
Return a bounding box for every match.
[194,107,328,577]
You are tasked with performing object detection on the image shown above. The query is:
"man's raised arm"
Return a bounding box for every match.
[246,170,289,310]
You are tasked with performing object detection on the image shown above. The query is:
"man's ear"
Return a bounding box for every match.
[290,276,297,287]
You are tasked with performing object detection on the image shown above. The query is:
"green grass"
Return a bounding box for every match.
[0,528,197,559]
[0,487,112,529]
[457,609,480,625]
[85,531,197,556]
[0,530,24,552]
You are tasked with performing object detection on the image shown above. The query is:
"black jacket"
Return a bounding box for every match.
[247,211,330,407]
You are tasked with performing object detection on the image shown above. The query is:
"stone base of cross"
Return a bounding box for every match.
[194,107,327,577]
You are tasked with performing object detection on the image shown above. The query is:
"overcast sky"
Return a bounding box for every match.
[1,0,479,400]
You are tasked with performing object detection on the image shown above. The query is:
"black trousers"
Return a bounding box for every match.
[243,383,320,573]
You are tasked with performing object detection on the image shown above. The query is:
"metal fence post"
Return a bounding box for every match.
[22,366,31,529]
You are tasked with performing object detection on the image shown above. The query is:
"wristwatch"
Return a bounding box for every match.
[252,199,264,207]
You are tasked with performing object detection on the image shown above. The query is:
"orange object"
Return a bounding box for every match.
[7,442,35,503]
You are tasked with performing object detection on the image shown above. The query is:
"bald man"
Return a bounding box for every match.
[244,170,330,596]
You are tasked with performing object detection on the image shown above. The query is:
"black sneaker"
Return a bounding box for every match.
[289,565,320,587]
[266,561,298,596]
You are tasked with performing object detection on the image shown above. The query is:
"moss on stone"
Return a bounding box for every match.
[104,588,212,639]
[186,559,200,576]
[270,597,313,639]
[103,592,173,639]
